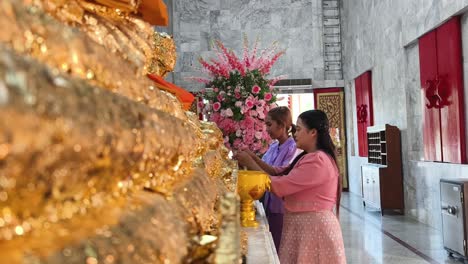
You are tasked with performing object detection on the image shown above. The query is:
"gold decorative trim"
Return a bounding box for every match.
[316,91,348,189]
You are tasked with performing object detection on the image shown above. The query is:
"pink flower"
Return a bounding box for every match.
[264,93,273,101]
[214,87,219,92]
[197,101,204,109]
[243,130,255,144]
[225,108,234,117]
[217,94,224,101]
[252,141,262,151]
[236,129,242,137]
[213,102,221,111]
[209,112,221,123]
[235,86,241,93]
[255,131,263,140]
[254,118,265,130]
[235,92,241,99]
[257,109,265,119]
[242,117,255,129]
[252,85,261,94]
[240,144,248,150]
[233,138,242,149]
[257,99,266,108]
[219,118,236,133]
[235,101,243,107]
[245,96,256,109]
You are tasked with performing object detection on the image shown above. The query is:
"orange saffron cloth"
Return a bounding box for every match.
[147,74,195,110]
[139,0,169,26]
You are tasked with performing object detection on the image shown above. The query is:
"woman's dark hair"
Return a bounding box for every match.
[300,110,341,216]
[280,151,306,176]
[267,106,293,136]
[298,110,337,163]
[280,110,342,216]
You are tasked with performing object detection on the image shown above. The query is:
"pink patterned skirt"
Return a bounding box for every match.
[279,210,346,264]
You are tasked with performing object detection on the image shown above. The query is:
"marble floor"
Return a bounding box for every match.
[340,193,462,264]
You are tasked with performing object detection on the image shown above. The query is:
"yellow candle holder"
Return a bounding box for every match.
[237,170,271,227]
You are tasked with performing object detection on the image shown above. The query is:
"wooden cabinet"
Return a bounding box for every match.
[367,129,388,166]
[361,124,404,214]
[361,166,381,208]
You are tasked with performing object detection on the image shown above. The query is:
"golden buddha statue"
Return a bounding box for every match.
[0,1,241,263]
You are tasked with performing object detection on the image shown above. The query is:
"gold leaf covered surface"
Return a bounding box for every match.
[0,0,241,262]
[0,46,238,263]
[0,0,179,117]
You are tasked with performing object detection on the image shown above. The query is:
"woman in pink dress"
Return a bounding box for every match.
[237,110,346,264]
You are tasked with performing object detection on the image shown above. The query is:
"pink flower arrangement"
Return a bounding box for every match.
[197,38,284,154]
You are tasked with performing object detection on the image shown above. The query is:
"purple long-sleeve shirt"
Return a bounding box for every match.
[262,137,296,214]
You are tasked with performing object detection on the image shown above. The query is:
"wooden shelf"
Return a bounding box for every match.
[362,124,404,215]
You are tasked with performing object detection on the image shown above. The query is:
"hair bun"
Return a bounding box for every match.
[318,122,329,133]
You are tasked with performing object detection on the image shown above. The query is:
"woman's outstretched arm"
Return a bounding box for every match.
[236,150,279,175]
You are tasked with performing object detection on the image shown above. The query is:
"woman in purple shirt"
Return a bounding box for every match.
[237,110,345,263]
[241,106,296,252]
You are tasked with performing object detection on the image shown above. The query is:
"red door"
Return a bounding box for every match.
[361,71,374,129]
[418,16,466,163]
[437,17,466,163]
[419,30,442,161]
[355,71,373,157]
[355,75,365,156]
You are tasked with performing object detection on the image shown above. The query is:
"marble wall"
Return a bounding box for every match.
[171,0,325,91]
[342,0,468,229]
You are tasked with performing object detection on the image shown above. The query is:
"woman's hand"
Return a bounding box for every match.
[234,151,264,171]
[234,151,253,168]
[244,149,257,159]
